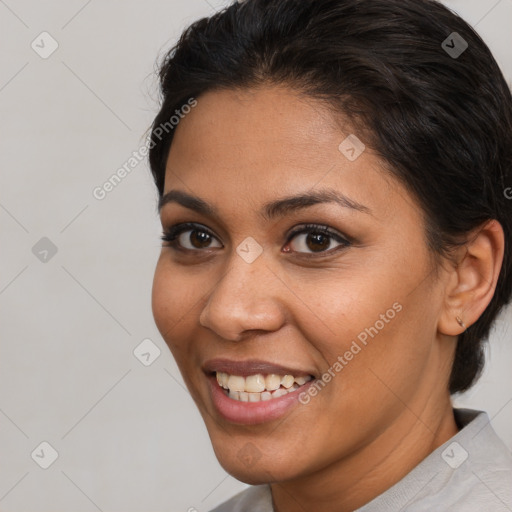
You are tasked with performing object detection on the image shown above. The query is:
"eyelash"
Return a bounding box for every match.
[160,222,351,258]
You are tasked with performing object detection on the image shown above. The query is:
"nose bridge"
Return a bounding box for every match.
[199,247,284,340]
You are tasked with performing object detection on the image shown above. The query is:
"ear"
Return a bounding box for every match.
[438,219,505,336]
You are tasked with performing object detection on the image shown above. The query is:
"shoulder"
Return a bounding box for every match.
[359,408,512,512]
[442,408,512,511]
[209,484,273,512]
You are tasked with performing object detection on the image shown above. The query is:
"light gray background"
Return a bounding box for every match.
[1,1,511,511]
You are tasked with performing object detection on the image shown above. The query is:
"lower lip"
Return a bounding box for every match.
[207,375,314,425]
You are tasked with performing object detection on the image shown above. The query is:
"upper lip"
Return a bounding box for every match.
[203,358,314,378]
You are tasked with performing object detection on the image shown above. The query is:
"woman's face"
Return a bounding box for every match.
[152,85,454,483]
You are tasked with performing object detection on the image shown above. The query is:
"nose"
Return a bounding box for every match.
[198,251,286,341]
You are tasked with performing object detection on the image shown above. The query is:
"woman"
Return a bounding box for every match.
[148,0,512,510]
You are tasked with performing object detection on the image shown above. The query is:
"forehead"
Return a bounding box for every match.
[163,85,416,227]
[168,86,341,168]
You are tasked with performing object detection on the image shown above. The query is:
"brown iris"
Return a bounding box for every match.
[189,229,212,249]
[305,232,330,252]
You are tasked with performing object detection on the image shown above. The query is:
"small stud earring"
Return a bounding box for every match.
[456,316,466,330]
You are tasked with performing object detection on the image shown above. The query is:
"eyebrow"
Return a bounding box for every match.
[158,188,371,221]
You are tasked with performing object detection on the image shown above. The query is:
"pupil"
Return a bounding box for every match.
[307,232,329,252]
[191,230,210,248]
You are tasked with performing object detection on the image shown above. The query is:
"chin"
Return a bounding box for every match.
[210,439,305,485]
[217,456,287,485]
[224,467,274,485]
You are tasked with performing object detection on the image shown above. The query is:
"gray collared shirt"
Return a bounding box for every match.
[210,408,512,511]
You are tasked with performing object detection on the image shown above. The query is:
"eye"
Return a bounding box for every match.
[284,223,351,256]
[161,222,351,257]
[161,222,222,251]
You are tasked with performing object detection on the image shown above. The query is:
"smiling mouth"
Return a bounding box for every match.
[215,371,314,402]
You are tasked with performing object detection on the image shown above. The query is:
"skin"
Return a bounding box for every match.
[151,85,504,512]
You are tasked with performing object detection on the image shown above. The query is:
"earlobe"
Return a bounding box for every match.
[455,315,466,331]
[438,219,505,337]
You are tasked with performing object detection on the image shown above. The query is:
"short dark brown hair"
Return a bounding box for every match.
[148,0,512,394]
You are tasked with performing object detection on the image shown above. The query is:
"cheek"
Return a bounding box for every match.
[151,262,204,396]
[151,258,197,352]
[151,260,173,336]
[292,270,398,357]
[292,259,433,405]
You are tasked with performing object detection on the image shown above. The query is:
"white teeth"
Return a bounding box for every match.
[272,388,288,398]
[216,371,313,402]
[220,372,229,388]
[281,375,294,389]
[245,374,266,393]
[227,375,245,392]
[217,372,229,388]
[265,374,281,391]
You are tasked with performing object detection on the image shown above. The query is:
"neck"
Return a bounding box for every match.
[271,397,459,512]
